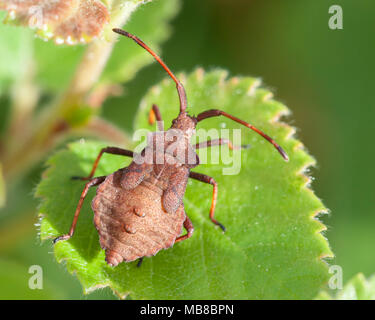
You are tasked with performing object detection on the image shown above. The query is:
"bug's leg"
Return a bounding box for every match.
[72,147,134,181]
[148,104,164,131]
[189,171,225,232]
[136,257,144,268]
[120,161,153,190]
[175,215,194,243]
[194,138,250,150]
[196,109,288,161]
[53,176,106,244]
[162,167,189,214]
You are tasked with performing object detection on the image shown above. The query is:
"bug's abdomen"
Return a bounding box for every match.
[92,169,186,266]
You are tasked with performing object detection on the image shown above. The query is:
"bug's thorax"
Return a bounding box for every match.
[170,112,197,140]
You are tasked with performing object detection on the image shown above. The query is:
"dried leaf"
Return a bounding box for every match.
[0,0,109,44]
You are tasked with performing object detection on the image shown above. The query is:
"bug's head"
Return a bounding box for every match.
[171,112,197,139]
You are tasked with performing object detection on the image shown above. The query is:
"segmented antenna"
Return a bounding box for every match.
[112,28,288,161]
[113,28,187,113]
[196,109,289,161]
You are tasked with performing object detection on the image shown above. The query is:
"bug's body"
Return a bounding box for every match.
[53,29,288,267]
[93,118,199,265]
[93,168,186,265]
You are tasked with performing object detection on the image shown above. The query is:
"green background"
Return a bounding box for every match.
[0,0,374,299]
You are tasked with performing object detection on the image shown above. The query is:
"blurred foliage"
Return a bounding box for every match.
[0,163,4,207]
[0,0,374,299]
[0,12,33,94]
[32,0,179,92]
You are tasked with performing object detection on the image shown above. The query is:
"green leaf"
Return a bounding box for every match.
[37,69,332,299]
[316,273,375,300]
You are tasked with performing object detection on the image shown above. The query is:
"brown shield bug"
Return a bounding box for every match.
[53,28,289,267]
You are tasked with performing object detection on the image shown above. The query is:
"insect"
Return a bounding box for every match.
[53,28,289,267]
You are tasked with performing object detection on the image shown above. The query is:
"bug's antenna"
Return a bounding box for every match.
[113,28,187,113]
[196,109,289,161]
